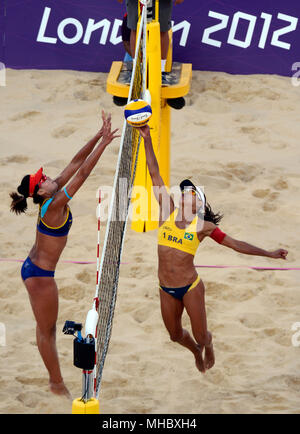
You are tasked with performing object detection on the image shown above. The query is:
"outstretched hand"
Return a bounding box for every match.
[98,110,107,136]
[101,112,120,146]
[269,249,288,260]
[136,124,151,140]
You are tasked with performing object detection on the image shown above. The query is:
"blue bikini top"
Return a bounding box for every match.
[37,187,73,238]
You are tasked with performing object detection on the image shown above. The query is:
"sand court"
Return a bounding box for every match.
[0,68,300,413]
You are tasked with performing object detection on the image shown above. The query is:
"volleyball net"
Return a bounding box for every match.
[93,3,147,399]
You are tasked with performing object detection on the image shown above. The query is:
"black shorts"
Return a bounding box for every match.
[122,14,131,42]
[126,0,173,32]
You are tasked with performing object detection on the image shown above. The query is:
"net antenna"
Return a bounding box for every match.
[80,1,149,403]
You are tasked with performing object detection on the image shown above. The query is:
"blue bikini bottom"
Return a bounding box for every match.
[21,257,55,281]
[159,275,201,300]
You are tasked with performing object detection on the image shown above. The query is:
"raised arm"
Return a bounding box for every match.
[138,125,174,220]
[54,111,107,190]
[203,221,288,260]
[52,114,119,208]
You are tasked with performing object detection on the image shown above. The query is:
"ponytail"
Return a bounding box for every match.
[10,192,28,215]
[9,174,43,215]
[204,201,223,225]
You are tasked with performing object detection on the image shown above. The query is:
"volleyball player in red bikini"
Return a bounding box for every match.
[10,113,119,397]
[138,125,288,372]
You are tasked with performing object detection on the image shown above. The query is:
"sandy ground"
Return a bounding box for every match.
[0,68,300,414]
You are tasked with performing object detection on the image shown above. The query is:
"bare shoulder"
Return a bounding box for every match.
[159,202,176,227]
[47,189,70,212]
[197,219,217,237]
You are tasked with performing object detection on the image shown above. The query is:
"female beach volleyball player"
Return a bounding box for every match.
[138,125,288,373]
[10,112,119,397]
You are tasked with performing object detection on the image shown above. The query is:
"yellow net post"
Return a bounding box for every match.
[72,398,100,414]
[106,0,192,232]
[132,11,161,232]
[155,0,159,21]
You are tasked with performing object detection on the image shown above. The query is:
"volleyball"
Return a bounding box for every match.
[124,99,152,127]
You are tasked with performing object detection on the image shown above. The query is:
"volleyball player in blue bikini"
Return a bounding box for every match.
[10,113,119,398]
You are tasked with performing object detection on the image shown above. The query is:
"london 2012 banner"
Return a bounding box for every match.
[1,0,300,77]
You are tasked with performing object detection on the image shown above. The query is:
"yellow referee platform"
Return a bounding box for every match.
[107,60,192,103]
